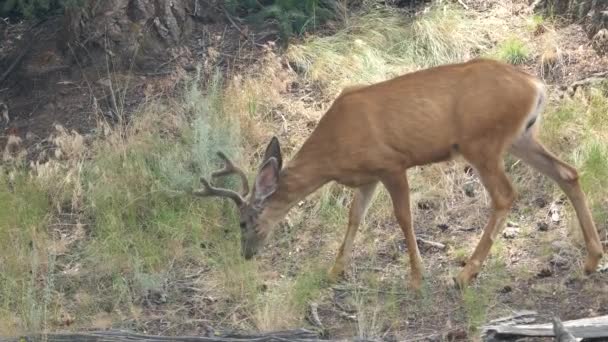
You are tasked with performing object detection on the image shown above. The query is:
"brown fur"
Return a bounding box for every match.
[195,58,604,290]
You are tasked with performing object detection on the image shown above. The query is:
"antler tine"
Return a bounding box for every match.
[211,151,250,197]
[192,177,244,206]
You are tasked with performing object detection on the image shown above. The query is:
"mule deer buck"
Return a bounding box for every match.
[192,58,604,289]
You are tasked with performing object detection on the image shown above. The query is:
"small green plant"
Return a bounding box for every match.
[496,37,530,65]
[461,286,488,331]
[526,14,546,33]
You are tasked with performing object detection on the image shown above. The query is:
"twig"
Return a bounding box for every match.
[307,303,324,329]
[220,5,249,40]
[457,0,469,10]
[417,237,446,250]
[332,284,409,296]
[219,5,265,48]
[335,310,357,321]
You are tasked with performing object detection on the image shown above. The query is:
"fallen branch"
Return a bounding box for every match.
[0,328,321,342]
[307,302,325,330]
[486,310,538,326]
[562,71,608,98]
[218,5,265,48]
[483,314,608,340]
[416,237,446,250]
[457,0,469,10]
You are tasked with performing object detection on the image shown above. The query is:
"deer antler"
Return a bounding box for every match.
[191,152,249,206]
[192,177,244,206]
[211,152,250,197]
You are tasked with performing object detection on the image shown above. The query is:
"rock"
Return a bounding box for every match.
[537,268,553,278]
[592,28,608,55]
[552,240,570,252]
[550,253,569,268]
[503,227,520,239]
[437,223,449,231]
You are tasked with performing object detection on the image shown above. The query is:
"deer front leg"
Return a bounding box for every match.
[454,160,515,289]
[382,173,424,290]
[328,182,378,282]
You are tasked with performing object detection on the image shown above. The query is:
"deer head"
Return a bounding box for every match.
[193,137,283,259]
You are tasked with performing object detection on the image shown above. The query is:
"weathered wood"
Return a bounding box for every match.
[416,237,446,250]
[0,328,327,342]
[552,317,577,342]
[486,310,538,326]
[483,315,608,340]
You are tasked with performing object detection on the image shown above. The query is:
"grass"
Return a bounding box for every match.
[0,171,54,334]
[539,82,608,239]
[1,3,608,340]
[286,5,490,95]
[495,37,530,65]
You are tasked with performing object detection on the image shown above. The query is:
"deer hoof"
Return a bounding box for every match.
[584,255,601,274]
[453,273,472,291]
[327,267,345,283]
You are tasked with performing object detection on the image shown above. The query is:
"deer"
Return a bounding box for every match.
[191,57,604,290]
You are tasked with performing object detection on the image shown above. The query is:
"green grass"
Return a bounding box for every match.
[540,82,608,237]
[495,37,530,65]
[78,66,248,316]
[0,170,54,333]
[461,241,508,332]
[526,14,546,33]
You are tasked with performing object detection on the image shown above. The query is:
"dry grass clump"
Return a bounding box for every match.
[286,5,491,96]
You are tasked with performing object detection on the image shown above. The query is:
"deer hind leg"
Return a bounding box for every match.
[510,135,604,273]
[454,156,515,289]
[382,172,424,290]
[328,181,378,282]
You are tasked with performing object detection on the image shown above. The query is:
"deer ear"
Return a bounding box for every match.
[254,157,280,202]
[262,136,282,170]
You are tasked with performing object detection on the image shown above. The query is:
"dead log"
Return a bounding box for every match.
[482,314,608,341]
[0,328,324,342]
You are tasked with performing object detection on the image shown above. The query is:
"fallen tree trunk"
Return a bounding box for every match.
[0,328,325,342]
[483,314,608,341]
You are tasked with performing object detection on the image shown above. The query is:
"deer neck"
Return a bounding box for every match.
[261,151,329,228]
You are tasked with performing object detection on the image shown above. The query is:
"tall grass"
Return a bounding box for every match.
[0,170,54,334]
[79,66,247,314]
[286,6,490,94]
